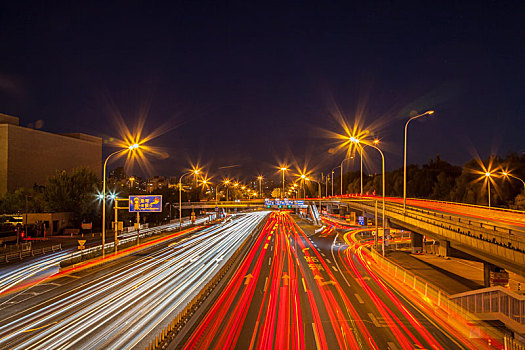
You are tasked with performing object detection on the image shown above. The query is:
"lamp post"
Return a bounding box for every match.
[258,176,263,198]
[339,156,355,197]
[485,172,492,208]
[179,169,200,231]
[280,168,287,199]
[501,171,525,191]
[223,179,230,201]
[351,137,386,256]
[331,165,341,196]
[403,110,435,213]
[102,143,139,257]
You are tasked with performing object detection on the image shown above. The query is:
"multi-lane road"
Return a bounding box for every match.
[0,210,504,349]
[181,211,492,350]
[0,212,267,349]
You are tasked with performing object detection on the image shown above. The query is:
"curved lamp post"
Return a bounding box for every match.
[350,137,386,256]
[280,168,288,199]
[102,143,139,257]
[403,110,435,213]
[179,169,200,230]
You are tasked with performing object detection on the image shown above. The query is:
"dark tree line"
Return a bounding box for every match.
[333,153,525,209]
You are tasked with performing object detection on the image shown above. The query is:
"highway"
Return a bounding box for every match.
[0,212,267,350]
[181,211,492,350]
[0,216,209,296]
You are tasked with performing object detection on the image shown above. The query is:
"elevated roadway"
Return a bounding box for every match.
[180,197,525,278]
[318,195,525,279]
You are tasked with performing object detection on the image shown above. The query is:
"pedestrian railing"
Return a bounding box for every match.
[1,244,62,262]
[367,247,523,348]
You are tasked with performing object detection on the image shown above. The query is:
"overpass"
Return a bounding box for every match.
[316,195,525,283]
[179,197,525,281]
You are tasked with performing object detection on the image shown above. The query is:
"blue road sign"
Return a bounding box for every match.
[129,195,163,212]
[358,216,365,225]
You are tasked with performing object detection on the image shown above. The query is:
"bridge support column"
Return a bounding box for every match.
[411,232,423,254]
[437,240,450,258]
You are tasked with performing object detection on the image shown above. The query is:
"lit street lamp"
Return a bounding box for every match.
[102,143,140,257]
[403,110,435,213]
[485,171,493,208]
[501,171,525,191]
[258,176,263,198]
[331,165,341,196]
[179,168,200,230]
[351,137,387,256]
[280,167,288,199]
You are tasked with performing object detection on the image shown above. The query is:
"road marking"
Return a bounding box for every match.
[264,243,268,249]
[332,266,338,272]
[23,321,58,332]
[354,293,364,304]
[368,313,381,327]
[321,253,326,257]
[264,277,268,292]
[387,342,399,350]
[268,257,272,266]
[312,323,321,350]
[302,277,307,292]
[65,275,81,279]
[326,259,331,263]
[244,274,254,285]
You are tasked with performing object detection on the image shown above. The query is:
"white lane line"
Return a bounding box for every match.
[268,257,272,266]
[332,266,338,272]
[387,342,399,350]
[354,293,364,304]
[326,259,331,264]
[368,313,381,327]
[264,277,268,292]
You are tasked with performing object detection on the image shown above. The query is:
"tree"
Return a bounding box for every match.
[44,168,99,225]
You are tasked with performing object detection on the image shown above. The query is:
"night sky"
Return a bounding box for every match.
[1,2,524,180]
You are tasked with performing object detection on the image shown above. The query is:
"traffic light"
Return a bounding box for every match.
[278,205,282,208]
[287,205,292,209]
[267,205,271,208]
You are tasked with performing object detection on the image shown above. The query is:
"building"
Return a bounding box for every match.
[0,113,102,195]
[146,176,168,193]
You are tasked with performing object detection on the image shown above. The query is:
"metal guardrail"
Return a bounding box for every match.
[367,246,523,348]
[1,244,62,262]
[344,200,525,271]
[60,218,207,266]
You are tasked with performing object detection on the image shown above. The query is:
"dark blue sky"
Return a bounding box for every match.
[1,1,524,179]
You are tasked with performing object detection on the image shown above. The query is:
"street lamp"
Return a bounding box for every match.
[223,179,231,201]
[258,176,263,199]
[501,171,525,191]
[403,110,435,213]
[102,143,140,257]
[339,156,355,197]
[485,171,493,208]
[280,167,288,199]
[351,137,387,256]
[331,165,341,196]
[179,168,200,230]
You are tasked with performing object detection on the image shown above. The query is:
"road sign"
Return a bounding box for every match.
[358,216,365,225]
[129,195,162,212]
[81,222,92,230]
[78,240,86,250]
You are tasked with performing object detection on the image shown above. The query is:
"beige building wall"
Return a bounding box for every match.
[0,125,7,195]
[0,114,102,195]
